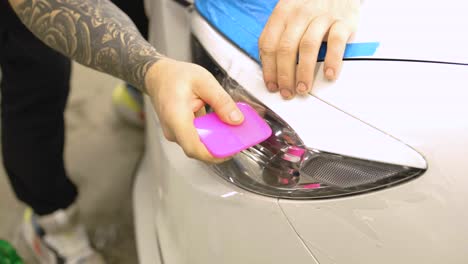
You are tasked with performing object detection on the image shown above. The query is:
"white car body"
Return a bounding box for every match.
[134,0,468,263]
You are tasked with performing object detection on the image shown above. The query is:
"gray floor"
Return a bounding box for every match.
[0,63,144,263]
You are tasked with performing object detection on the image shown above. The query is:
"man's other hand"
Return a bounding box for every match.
[259,0,360,99]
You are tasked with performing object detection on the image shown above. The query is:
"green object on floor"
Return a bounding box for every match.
[0,240,24,264]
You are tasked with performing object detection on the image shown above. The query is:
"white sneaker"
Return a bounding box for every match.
[22,205,105,264]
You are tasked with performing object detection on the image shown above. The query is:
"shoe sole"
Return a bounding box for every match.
[21,209,57,264]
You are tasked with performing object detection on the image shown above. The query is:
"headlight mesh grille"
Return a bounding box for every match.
[301,156,404,188]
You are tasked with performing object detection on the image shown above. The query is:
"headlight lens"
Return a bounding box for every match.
[191,36,425,199]
[209,78,424,199]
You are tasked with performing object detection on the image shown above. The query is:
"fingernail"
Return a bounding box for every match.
[296,82,308,93]
[229,109,243,123]
[280,89,292,99]
[325,68,335,80]
[267,82,278,92]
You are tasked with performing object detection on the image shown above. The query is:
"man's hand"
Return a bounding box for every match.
[145,59,244,163]
[9,0,244,163]
[259,0,360,99]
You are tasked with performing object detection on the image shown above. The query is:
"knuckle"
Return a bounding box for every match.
[162,127,175,142]
[329,31,348,44]
[278,40,296,55]
[183,147,197,159]
[300,38,321,52]
[258,33,266,47]
[319,13,334,23]
[164,133,175,142]
[259,43,277,56]
[215,91,233,108]
[292,5,304,15]
[295,7,314,22]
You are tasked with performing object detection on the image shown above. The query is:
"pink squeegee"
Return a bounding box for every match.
[194,102,272,158]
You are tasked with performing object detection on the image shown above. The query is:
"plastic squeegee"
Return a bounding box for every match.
[194,102,272,158]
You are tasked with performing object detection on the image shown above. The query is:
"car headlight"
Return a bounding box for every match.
[192,36,425,199]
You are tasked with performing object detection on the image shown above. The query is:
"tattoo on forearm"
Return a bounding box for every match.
[13,0,162,93]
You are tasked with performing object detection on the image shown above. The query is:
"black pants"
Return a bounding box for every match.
[0,1,148,215]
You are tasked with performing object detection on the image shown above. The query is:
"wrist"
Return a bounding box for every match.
[144,57,174,97]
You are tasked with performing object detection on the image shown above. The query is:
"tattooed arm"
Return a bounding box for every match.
[8,0,244,163]
[9,0,160,92]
